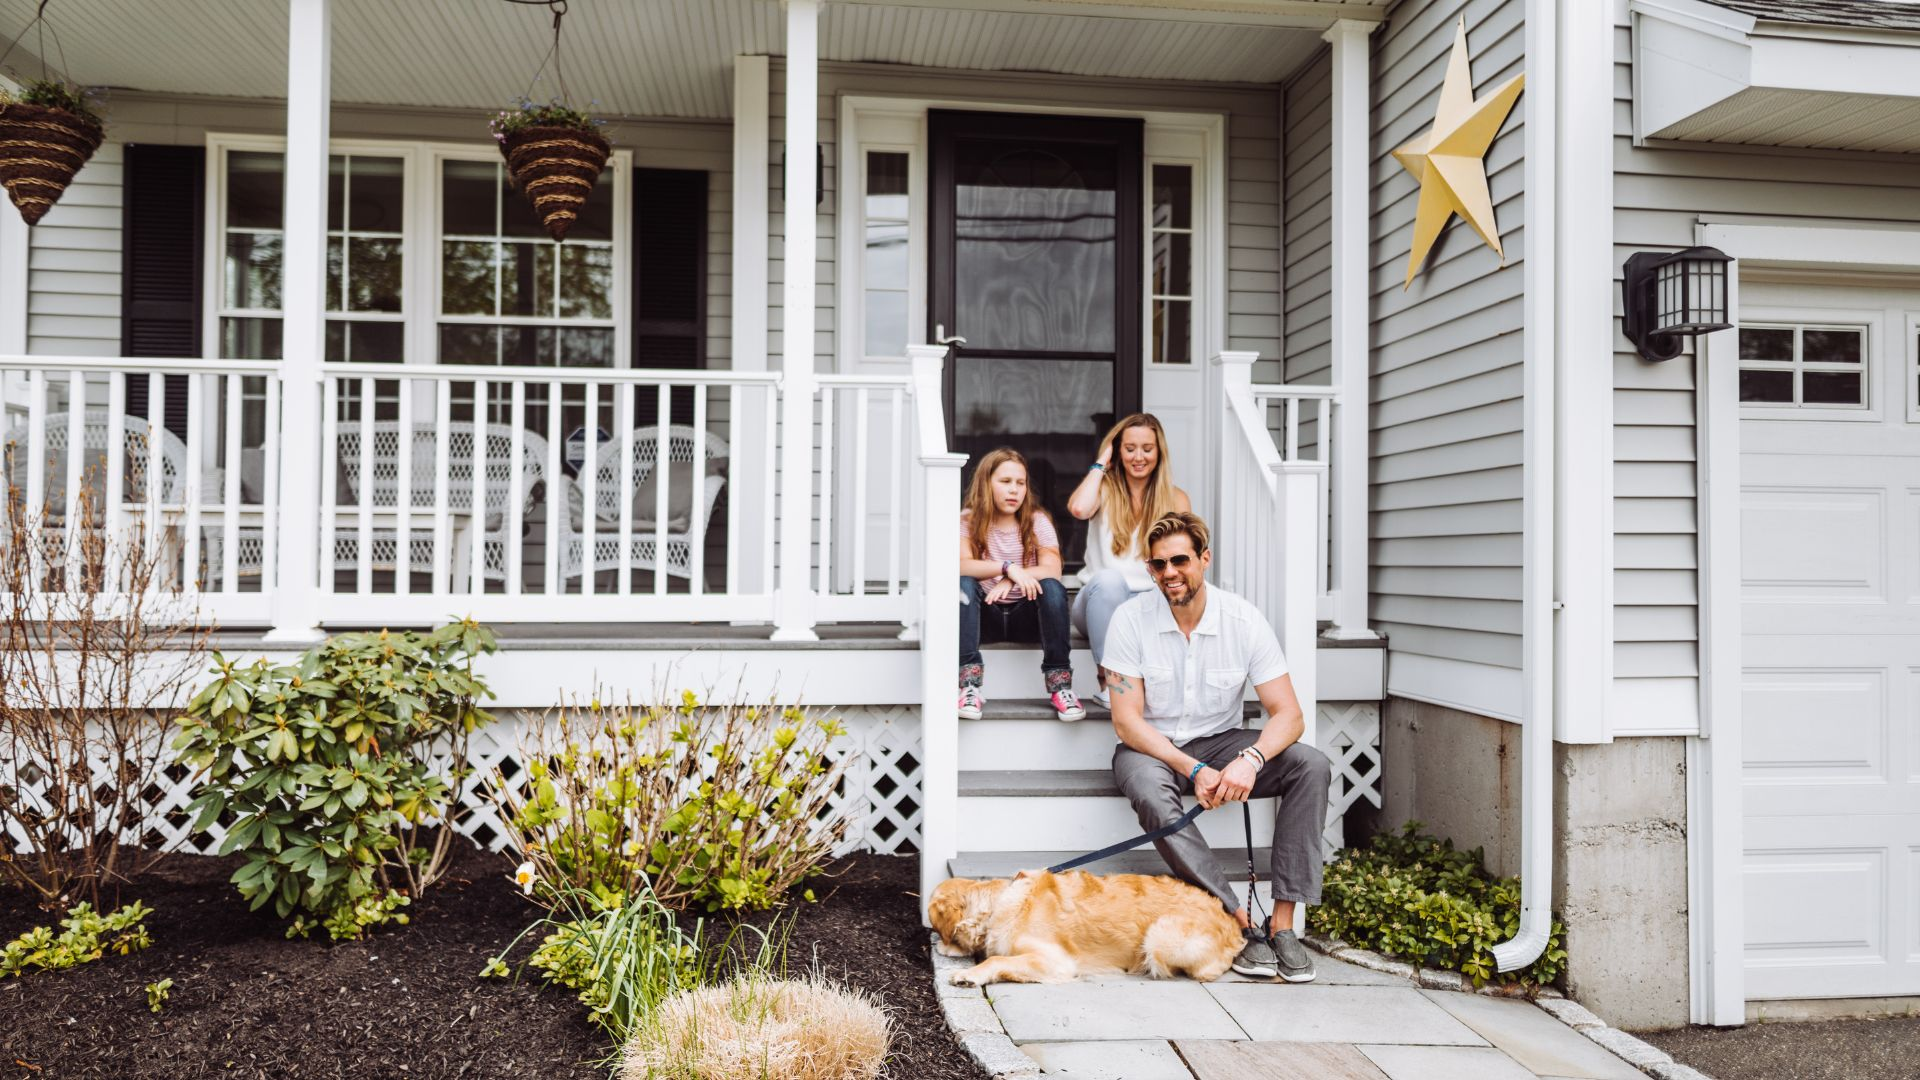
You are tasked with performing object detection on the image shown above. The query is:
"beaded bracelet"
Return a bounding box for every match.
[1187,760,1207,781]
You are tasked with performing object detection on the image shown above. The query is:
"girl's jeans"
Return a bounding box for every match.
[958,576,1072,689]
[1070,567,1150,668]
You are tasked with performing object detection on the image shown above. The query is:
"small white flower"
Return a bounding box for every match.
[515,860,537,895]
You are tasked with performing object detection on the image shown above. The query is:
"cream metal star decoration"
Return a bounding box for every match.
[1393,17,1525,288]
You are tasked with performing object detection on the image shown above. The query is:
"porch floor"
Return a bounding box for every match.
[939,949,1647,1080]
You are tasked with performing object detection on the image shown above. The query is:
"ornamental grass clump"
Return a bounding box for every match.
[619,973,891,1080]
[1309,821,1567,987]
[173,619,497,939]
[498,693,851,913]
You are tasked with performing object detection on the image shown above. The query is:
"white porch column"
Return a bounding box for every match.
[1321,19,1382,642]
[730,54,773,601]
[771,0,820,640]
[264,0,330,643]
[910,344,966,918]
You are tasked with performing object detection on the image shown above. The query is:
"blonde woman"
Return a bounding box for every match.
[1066,414,1191,706]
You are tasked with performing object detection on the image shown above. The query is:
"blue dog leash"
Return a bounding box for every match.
[1044,803,1206,874]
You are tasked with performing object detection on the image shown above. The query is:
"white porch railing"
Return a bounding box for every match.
[1214,353,1322,740]
[1249,381,1337,620]
[1,355,943,636]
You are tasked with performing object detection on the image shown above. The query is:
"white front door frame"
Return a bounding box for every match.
[1691,217,1920,1025]
[835,94,1228,524]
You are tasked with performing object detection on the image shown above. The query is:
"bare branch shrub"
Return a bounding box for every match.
[0,473,213,908]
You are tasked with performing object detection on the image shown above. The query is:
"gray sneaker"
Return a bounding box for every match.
[1230,927,1279,978]
[1269,929,1316,983]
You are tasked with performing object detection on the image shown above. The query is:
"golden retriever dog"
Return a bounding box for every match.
[929,869,1242,986]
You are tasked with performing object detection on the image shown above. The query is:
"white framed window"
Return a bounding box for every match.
[1148,162,1194,365]
[1736,316,1876,415]
[860,149,912,362]
[1907,313,1920,424]
[206,135,629,377]
[837,104,925,370]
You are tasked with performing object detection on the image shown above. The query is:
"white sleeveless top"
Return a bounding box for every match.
[1082,510,1155,592]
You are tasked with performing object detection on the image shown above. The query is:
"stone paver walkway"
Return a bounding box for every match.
[946,948,1652,1080]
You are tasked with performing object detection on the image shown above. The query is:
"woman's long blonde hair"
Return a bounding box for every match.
[1096,413,1175,557]
[963,447,1047,566]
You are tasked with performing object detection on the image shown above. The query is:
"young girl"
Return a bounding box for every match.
[1066,413,1191,705]
[958,448,1084,723]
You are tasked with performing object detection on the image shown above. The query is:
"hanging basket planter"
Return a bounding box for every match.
[0,100,103,226]
[498,123,609,243]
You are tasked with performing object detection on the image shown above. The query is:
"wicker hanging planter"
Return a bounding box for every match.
[0,100,103,226]
[498,123,609,243]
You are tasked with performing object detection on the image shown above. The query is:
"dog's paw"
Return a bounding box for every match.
[948,968,986,987]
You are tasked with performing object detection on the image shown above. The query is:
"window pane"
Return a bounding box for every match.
[1803,371,1863,405]
[1739,368,1792,403]
[225,232,283,309]
[867,151,908,218]
[348,236,404,312]
[326,235,344,311]
[1152,232,1191,297]
[557,244,613,319]
[221,316,283,360]
[348,156,405,232]
[1739,327,1792,361]
[442,159,498,236]
[865,218,908,284]
[500,242,552,317]
[439,323,500,364]
[328,154,345,231]
[1152,164,1191,230]
[500,325,557,365]
[228,151,284,229]
[441,241,496,316]
[569,174,615,243]
[560,327,615,367]
[327,320,404,363]
[1153,299,1191,365]
[865,290,907,358]
[1803,328,1862,364]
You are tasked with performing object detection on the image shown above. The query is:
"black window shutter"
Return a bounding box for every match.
[632,167,707,425]
[121,144,206,439]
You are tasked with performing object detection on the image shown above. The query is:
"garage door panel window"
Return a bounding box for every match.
[1738,323,1870,410]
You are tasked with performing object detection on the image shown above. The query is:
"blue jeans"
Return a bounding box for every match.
[959,576,1072,687]
[1070,568,1150,667]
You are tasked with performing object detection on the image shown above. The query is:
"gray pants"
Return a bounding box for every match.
[1070,568,1148,667]
[1111,728,1333,915]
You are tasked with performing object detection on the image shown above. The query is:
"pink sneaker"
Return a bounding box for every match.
[1050,688,1086,722]
[957,685,985,720]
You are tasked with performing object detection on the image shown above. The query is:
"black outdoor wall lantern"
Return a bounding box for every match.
[1622,246,1735,361]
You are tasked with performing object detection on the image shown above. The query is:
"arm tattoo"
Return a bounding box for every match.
[1109,675,1135,695]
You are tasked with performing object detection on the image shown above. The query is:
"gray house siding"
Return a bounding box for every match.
[27,143,122,357]
[1608,20,1920,732]
[1369,0,1528,719]
[1284,49,1332,386]
[767,61,1286,380]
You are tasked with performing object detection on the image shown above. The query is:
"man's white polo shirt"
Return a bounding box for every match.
[1102,584,1288,745]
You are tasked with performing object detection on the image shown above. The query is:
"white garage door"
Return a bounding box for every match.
[1739,281,1920,1001]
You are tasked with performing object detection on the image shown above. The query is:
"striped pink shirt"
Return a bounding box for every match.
[960,510,1060,603]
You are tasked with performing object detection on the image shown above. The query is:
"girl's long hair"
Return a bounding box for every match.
[963,447,1046,567]
[1096,413,1175,557]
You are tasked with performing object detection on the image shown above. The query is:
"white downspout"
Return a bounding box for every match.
[1493,0,1557,974]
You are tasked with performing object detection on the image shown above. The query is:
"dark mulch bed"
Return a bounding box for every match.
[1643,1016,1920,1080]
[0,847,988,1080]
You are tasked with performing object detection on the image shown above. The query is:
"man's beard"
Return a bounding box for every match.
[1166,581,1201,607]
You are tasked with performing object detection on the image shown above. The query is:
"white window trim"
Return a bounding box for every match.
[1906,311,1920,424]
[1735,304,1883,421]
[203,133,632,369]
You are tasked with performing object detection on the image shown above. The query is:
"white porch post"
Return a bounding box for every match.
[730,54,773,601]
[772,0,820,640]
[264,0,330,643]
[910,344,965,918]
[1321,18,1382,642]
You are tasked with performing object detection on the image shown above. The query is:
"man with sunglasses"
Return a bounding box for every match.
[1104,511,1333,983]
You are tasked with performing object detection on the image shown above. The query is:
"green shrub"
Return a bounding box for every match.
[1309,822,1567,987]
[145,977,173,1012]
[0,901,151,978]
[498,693,850,913]
[172,619,497,939]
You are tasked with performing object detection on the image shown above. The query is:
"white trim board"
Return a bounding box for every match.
[1385,652,1523,723]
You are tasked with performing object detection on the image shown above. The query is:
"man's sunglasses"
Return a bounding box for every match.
[1146,554,1196,572]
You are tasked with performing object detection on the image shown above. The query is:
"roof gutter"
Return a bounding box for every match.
[1494,0,1559,975]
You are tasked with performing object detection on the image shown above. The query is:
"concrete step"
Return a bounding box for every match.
[957,791,1274,852]
[961,768,1120,798]
[950,847,1273,882]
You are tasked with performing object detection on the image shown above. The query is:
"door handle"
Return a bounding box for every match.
[935,324,967,348]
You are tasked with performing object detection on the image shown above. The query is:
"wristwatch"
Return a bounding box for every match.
[1001,560,1011,577]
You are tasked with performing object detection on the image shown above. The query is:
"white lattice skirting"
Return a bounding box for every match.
[2,706,927,861]
[1322,700,1383,856]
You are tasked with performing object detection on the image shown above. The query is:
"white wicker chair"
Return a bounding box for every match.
[330,420,548,584]
[559,424,727,582]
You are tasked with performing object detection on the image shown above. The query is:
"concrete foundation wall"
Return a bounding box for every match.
[1381,696,1690,1031]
